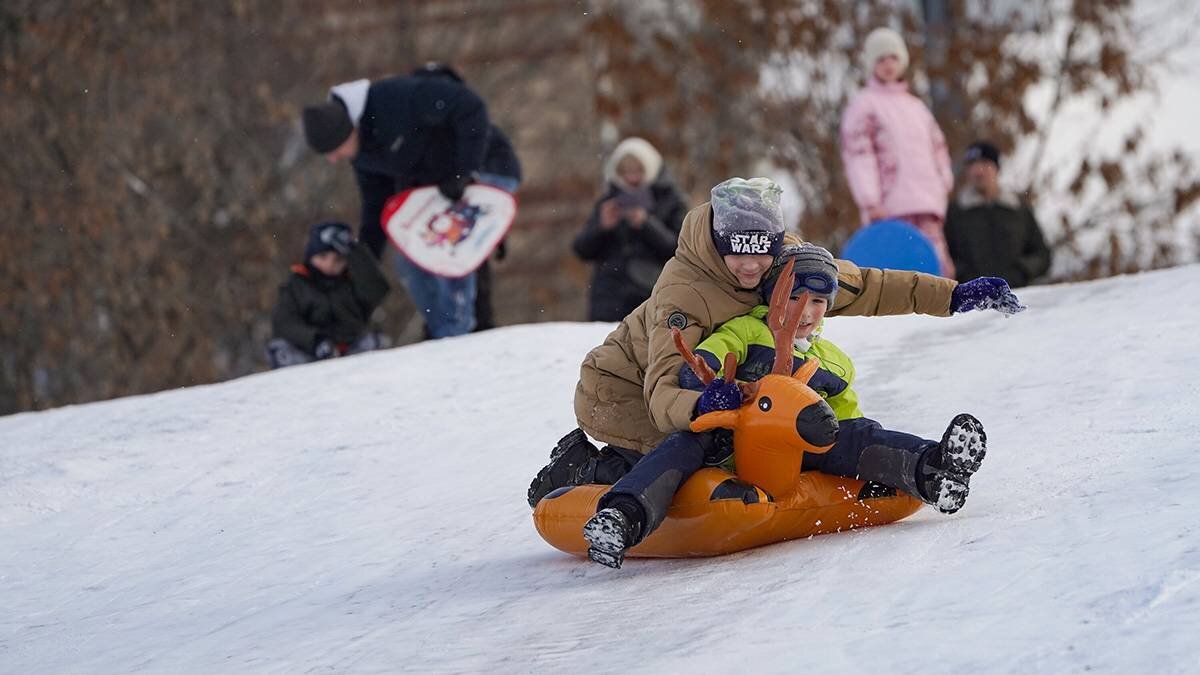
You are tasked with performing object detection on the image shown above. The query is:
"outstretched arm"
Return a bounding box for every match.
[828,258,958,318]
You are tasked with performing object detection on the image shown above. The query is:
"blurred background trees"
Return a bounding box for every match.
[2,0,1197,413]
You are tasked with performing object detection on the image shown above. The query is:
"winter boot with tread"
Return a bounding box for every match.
[527,429,598,508]
[583,503,642,569]
[921,413,987,514]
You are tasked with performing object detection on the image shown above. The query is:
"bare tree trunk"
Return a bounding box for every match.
[921,0,966,150]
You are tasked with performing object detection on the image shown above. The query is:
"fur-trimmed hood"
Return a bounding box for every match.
[604,137,664,191]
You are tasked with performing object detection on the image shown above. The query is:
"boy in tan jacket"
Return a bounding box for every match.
[529,178,1024,508]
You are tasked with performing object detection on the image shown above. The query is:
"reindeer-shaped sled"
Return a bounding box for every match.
[532,261,923,559]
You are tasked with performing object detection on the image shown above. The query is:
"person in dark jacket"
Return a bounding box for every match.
[411,62,522,333]
[301,73,491,337]
[573,137,689,322]
[266,221,391,369]
[945,141,1052,287]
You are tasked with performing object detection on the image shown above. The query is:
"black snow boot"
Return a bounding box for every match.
[527,428,599,508]
[854,414,987,515]
[583,499,644,569]
[919,413,988,514]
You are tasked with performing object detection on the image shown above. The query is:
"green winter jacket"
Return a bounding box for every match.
[692,305,863,421]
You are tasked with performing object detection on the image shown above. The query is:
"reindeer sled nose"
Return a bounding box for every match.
[796,400,838,450]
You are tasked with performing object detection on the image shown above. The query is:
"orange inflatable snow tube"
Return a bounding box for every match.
[533,469,922,558]
[534,259,923,559]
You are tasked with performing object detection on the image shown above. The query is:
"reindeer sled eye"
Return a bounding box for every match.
[758,396,772,412]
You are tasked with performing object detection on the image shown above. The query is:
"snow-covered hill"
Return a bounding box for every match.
[3,266,1199,674]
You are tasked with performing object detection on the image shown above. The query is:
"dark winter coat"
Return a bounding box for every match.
[573,178,689,321]
[945,186,1052,287]
[351,75,491,257]
[482,125,521,182]
[271,243,391,353]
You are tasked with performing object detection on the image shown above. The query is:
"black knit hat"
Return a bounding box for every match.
[302,101,354,154]
[304,221,353,260]
[964,141,1001,168]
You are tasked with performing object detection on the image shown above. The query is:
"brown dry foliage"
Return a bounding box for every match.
[2,0,1196,413]
[1,0,604,414]
[587,0,1197,267]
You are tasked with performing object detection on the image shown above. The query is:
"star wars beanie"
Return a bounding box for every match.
[863,27,909,74]
[302,100,354,154]
[710,177,785,257]
[759,243,839,305]
[304,221,353,260]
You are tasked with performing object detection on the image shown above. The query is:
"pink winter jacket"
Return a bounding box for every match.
[840,78,953,225]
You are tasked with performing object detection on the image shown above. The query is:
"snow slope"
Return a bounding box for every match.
[3,266,1199,674]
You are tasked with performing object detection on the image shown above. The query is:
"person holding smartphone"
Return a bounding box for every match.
[572,137,689,322]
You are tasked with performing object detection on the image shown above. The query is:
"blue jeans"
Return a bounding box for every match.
[393,254,477,338]
[393,172,517,339]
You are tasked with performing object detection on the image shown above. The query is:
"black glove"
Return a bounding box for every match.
[317,223,353,256]
[313,339,337,360]
[437,175,472,202]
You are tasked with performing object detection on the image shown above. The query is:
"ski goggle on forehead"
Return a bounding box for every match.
[787,271,836,296]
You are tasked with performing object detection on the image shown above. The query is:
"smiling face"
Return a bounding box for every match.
[723,254,775,289]
[793,295,829,339]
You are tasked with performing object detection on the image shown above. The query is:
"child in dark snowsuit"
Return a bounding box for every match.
[582,243,988,568]
[266,221,391,368]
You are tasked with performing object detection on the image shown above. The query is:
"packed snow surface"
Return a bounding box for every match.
[3,266,1199,673]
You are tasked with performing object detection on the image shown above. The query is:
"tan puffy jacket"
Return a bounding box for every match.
[573,201,958,453]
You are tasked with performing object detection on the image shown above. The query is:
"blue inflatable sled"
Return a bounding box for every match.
[840,219,940,274]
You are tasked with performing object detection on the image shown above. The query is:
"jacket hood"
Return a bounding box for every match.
[604,137,664,192]
[330,79,371,126]
[673,202,744,288]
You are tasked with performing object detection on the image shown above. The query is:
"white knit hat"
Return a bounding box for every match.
[862,27,909,74]
[604,137,663,191]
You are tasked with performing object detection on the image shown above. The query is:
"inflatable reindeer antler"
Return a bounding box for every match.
[765,259,807,376]
[672,327,738,389]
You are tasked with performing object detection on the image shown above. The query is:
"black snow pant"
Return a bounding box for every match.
[802,417,935,477]
[596,419,936,544]
[593,445,643,485]
[597,431,715,545]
